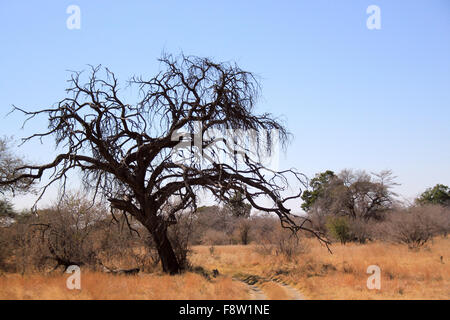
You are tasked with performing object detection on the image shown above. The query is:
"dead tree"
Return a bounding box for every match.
[1,54,329,274]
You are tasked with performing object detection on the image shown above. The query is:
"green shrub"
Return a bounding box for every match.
[326,216,352,244]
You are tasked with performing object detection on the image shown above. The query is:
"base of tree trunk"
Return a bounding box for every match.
[152,227,181,274]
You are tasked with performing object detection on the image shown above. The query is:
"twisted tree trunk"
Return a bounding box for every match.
[144,215,180,274]
[152,227,180,274]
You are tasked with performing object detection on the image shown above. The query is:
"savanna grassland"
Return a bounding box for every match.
[192,237,450,300]
[1,236,448,300]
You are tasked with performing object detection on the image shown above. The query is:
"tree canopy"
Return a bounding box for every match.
[301,170,336,212]
[0,137,33,196]
[303,169,398,221]
[416,184,450,207]
[0,137,34,221]
[226,191,251,218]
[0,54,329,273]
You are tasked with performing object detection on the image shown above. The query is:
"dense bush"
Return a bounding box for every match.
[0,227,13,271]
[379,205,450,249]
[254,224,309,259]
[326,216,352,244]
[0,192,160,273]
[348,218,374,244]
[191,205,256,245]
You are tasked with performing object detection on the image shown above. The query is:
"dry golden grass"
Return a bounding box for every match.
[191,237,450,300]
[0,272,249,300]
[1,237,448,299]
[289,237,450,299]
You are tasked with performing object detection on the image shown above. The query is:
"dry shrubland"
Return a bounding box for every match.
[308,204,449,248]
[378,205,449,248]
[1,236,448,299]
[0,190,449,299]
[191,237,450,300]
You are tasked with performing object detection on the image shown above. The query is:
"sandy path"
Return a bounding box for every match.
[234,276,306,300]
[233,277,268,300]
[272,279,307,300]
[246,282,269,300]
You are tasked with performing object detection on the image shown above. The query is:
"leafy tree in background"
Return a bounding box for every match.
[416,184,450,207]
[226,191,252,245]
[226,191,251,218]
[0,137,34,222]
[0,137,34,196]
[0,198,15,218]
[305,169,398,221]
[301,170,336,212]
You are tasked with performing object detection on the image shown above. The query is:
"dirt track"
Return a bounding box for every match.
[234,276,306,300]
[272,279,306,300]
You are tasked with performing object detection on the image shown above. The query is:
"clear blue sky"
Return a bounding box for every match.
[0,1,449,210]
